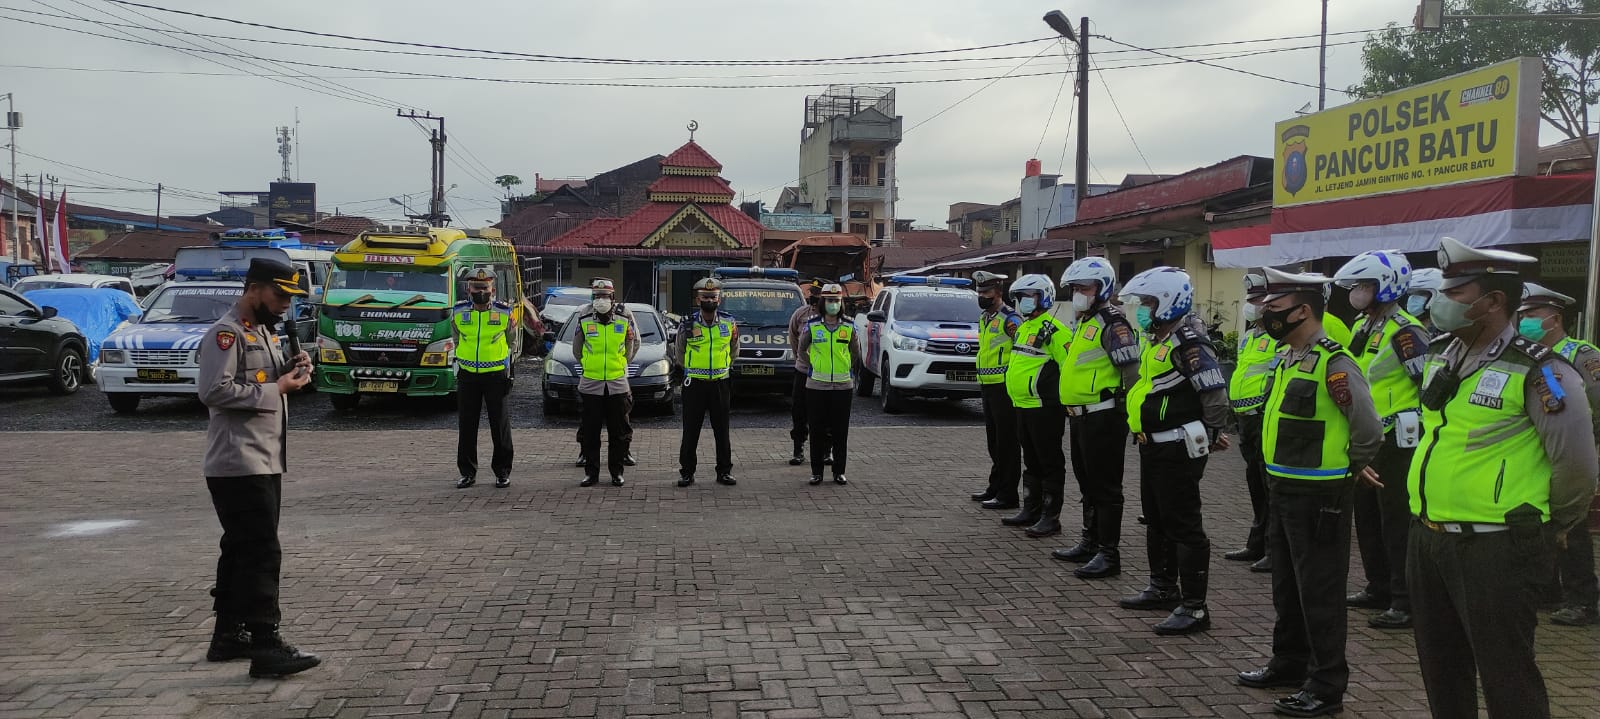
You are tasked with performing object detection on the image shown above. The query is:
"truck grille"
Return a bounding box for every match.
[927,339,978,356]
[738,348,787,360]
[927,361,976,374]
[129,349,193,367]
[349,344,421,367]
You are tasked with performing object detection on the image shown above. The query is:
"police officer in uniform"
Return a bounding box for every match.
[969,270,1023,509]
[1051,258,1141,578]
[1225,273,1276,573]
[1235,267,1383,718]
[674,277,739,487]
[1405,267,1445,336]
[1406,237,1597,719]
[1334,251,1432,630]
[198,258,320,678]
[1117,267,1230,635]
[452,267,515,489]
[573,299,637,469]
[1000,274,1070,537]
[795,283,860,485]
[787,280,822,465]
[573,278,640,487]
[1518,282,1600,627]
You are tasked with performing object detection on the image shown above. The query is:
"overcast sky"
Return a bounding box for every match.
[3,0,1449,228]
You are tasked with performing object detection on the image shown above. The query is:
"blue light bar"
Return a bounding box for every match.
[216,227,303,249]
[887,275,973,288]
[711,266,801,280]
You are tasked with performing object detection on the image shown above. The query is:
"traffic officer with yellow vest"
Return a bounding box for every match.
[572,278,640,487]
[1234,267,1382,719]
[795,283,861,485]
[1406,267,1445,336]
[1051,258,1141,578]
[1335,250,1432,631]
[1117,267,1230,635]
[1406,236,1596,719]
[1000,274,1071,537]
[1518,282,1600,627]
[452,266,515,489]
[969,270,1023,509]
[673,277,740,488]
[1224,273,1276,573]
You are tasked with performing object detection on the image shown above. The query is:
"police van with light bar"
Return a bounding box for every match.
[854,275,982,413]
[710,266,805,390]
[95,229,331,414]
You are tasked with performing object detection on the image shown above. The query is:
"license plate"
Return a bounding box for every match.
[358,380,400,393]
[740,365,775,376]
[136,369,179,381]
[944,371,977,382]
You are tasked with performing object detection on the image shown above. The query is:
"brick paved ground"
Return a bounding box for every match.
[1,427,1596,718]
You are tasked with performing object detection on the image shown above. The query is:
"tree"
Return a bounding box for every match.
[1351,0,1600,154]
[493,174,523,200]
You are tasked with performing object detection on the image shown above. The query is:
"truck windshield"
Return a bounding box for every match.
[140,285,241,323]
[328,268,449,300]
[720,287,803,327]
[895,292,981,323]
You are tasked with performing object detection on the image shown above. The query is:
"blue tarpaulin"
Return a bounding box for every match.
[20,288,142,362]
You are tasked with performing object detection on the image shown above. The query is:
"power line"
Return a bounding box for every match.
[1088,53,1155,175]
[1096,33,1353,95]
[11,148,216,198]
[1033,41,1074,159]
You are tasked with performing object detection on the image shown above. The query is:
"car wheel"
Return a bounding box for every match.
[854,359,873,397]
[879,360,905,414]
[330,392,360,411]
[107,393,140,414]
[47,345,84,395]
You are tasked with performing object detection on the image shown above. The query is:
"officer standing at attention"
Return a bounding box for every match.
[1406,237,1596,719]
[1518,282,1600,627]
[1000,274,1071,538]
[452,267,515,490]
[1224,273,1276,574]
[1117,267,1231,635]
[795,283,860,485]
[674,277,739,488]
[1405,267,1445,336]
[787,280,822,465]
[969,270,1023,509]
[198,258,320,678]
[572,299,636,470]
[1051,258,1141,579]
[573,278,639,487]
[1235,267,1383,718]
[1334,251,1432,630]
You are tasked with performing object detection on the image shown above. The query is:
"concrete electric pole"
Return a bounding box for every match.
[3,94,18,263]
[396,110,450,227]
[1044,11,1090,261]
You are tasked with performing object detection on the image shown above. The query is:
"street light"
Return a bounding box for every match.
[1043,11,1076,43]
[1043,10,1090,260]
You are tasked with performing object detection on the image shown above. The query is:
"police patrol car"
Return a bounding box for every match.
[855,275,982,413]
[710,267,806,391]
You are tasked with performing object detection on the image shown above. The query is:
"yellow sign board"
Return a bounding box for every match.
[1273,57,1540,208]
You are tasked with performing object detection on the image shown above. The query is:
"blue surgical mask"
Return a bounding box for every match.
[1405,294,1429,317]
[1017,297,1038,315]
[1135,305,1154,331]
[1518,317,1550,342]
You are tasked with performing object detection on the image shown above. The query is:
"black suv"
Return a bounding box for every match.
[711,267,806,391]
[0,285,88,394]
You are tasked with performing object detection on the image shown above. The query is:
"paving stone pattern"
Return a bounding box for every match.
[1,428,1596,718]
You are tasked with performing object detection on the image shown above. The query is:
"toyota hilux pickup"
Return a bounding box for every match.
[854,276,981,413]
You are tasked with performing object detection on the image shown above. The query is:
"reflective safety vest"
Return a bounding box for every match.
[1005,312,1068,409]
[1553,336,1600,366]
[977,307,1020,385]
[1408,337,1556,523]
[683,313,735,381]
[454,302,511,373]
[1058,307,1133,406]
[1229,329,1277,413]
[580,315,631,381]
[1262,338,1354,480]
[806,320,854,383]
[1323,313,1352,348]
[1126,321,1219,434]
[1351,310,1425,426]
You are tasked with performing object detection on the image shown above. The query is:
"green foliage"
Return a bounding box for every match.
[1217,331,1240,363]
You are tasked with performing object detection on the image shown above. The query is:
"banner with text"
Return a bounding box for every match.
[1273,57,1540,208]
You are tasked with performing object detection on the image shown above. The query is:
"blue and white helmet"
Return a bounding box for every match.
[1059,257,1118,302]
[1120,266,1193,323]
[1008,273,1056,310]
[1334,250,1411,303]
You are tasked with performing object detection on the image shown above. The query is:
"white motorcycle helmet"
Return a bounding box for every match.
[1405,267,1444,316]
[1008,273,1056,311]
[1059,257,1118,303]
[1334,250,1411,304]
[1120,266,1194,324]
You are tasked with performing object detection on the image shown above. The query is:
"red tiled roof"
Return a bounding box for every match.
[306,215,379,235]
[894,230,962,248]
[647,175,734,198]
[548,202,763,250]
[75,231,210,261]
[661,141,723,171]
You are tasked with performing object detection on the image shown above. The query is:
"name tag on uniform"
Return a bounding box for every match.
[1154,345,1169,362]
[488,313,502,325]
[1469,369,1510,409]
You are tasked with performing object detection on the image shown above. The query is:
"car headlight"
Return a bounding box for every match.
[639,359,670,377]
[100,348,126,364]
[545,358,574,376]
[892,335,926,352]
[420,337,454,367]
[316,336,346,364]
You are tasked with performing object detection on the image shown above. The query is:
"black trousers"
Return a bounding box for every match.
[1016,405,1067,517]
[790,372,809,445]
[1068,407,1128,544]
[1237,412,1268,554]
[1408,523,1553,719]
[1266,479,1353,700]
[807,388,852,476]
[580,390,633,478]
[1138,440,1210,606]
[679,378,732,477]
[456,369,513,480]
[206,474,283,626]
[1353,434,1414,611]
[1557,525,1599,609]
[980,382,1021,502]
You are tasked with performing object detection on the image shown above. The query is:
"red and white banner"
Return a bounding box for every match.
[51,187,69,273]
[33,178,47,265]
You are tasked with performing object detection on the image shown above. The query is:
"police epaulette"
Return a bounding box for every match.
[492,300,511,310]
[1096,304,1127,323]
[452,299,473,308]
[1173,321,1206,345]
[1316,337,1346,353]
[1509,335,1553,362]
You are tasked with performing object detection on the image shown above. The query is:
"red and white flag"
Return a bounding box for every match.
[51,187,70,273]
[33,178,47,266]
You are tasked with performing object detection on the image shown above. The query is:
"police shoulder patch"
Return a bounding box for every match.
[215,331,235,350]
[1534,363,1567,413]
[1581,350,1600,384]
[1316,337,1345,353]
[1327,370,1352,407]
[1509,335,1552,362]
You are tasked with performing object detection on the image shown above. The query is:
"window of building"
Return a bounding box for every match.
[876,162,887,187]
[834,160,843,186]
[850,156,870,186]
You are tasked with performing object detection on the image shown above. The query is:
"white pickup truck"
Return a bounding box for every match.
[853,276,982,413]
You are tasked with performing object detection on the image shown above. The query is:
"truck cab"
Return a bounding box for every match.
[710,266,805,391]
[854,276,982,413]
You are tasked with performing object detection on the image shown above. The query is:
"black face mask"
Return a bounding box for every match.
[251,298,282,331]
[977,295,996,311]
[469,291,491,305]
[699,300,719,313]
[1260,304,1307,341]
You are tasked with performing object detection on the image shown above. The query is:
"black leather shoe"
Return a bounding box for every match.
[677,474,695,487]
[1368,608,1412,629]
[1074,549,1120,579]
[1237,666,1306,689]
[611,475,625,487]
[494,476,510,489]
[206,623,253,662]
[789,444,805,466]
[248,636,320,678]
[1002,511,1041,527]
[980,498,1019,510]
[1551,604,1600,626]
[832,475,848,485]
[1153,605,1211,635]
[1053,539,1098,563]
[1272,690,1342,717]
[1024,517,1062,538]
[971,490,996,501]
[1136,514,1147,524]
[623,453,637,467]
[1345,590,1388,609]
[579,476,599,487]
[808,475,824,486]
[456,476,475,489]
[716,474,737,486]
[1224,548,1265,562]
[1251,557,1273,573]
[1119,586,1181,611]
[575,454,587,467]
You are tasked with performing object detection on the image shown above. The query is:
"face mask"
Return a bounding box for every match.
[1071,293,1093,313]
[1260,305,1307,341]
[1518,316,1551,342]
[1405,294,1429,317]
[977,295,996,312]
[592,298,614,315]
[1242,303,1261,322]
[251,298,282,330]
[824,301,841,315]
[1430,294,1483,333]
[699,300,719,313]
[469,290,491,305]
[1134,305,1154,331]
[1016,297,1038,316]
[1348,285,1375,311]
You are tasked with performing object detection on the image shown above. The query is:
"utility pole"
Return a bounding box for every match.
[154,183,162,233]
[4,93,18,263]
[1044,11,1090,261]
[396,110,449,227]
[1319,0,1329,110]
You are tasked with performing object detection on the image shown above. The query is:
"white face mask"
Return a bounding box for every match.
[1348,284,1376,311]
[1242,303,1261,322]
[592,298,614,315]
[1430,294,1480,332]
[1016,296,1038,316]
[1071,293,1093,313]
[1405,294,1429,317]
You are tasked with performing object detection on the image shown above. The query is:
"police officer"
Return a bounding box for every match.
[1000,274,1070,537]
[1518,282,1600,627]
[573,278,639,487]
[452,267,515,489]
[1051,258,1140,579]
[1235,267,1383,718]
[1117,267,1230,635]
[1406,267,1445,336]
[1334,251,1432,630]
[795,283,860,485]
[1406,236,1597,719]
[675,277,739,487]
[787,280,822,465]
[969,270,1023,509]
[573,299,637,469]
[198,257,320,678]
[1224,273,1276,574]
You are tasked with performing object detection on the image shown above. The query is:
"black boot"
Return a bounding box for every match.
[206,620,253,662]
[1053,505,1098,562]
[1075,503,1122,578]
[789,441,805,466]
[1155,546,1212,635]
[1002,495,1043,527]
[1024,515,1062,538]
[1075,546,1120,579]
[245,626,320,678]
[1118,584,1181,610]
